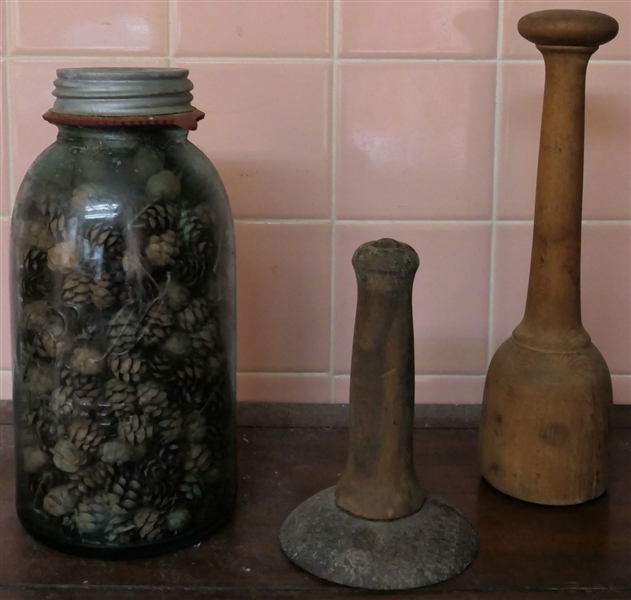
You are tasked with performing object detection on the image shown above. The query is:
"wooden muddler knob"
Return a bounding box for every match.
[334,239,424,520]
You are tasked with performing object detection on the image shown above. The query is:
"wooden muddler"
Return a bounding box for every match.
[335,239,424,520]
[479,10,618,505]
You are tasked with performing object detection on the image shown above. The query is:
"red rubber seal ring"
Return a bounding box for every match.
[42,108,205,131]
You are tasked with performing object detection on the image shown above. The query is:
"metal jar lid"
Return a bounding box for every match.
[51,68,195,116]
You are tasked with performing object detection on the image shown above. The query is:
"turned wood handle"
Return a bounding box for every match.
[334,239,424,521]
[518,10,618,48]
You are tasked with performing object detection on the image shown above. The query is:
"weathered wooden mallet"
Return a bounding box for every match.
[280,239,479,590]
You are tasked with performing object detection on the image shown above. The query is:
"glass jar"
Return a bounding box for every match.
[10,68,236,558]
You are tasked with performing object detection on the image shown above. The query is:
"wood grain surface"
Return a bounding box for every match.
[0,423,629,598]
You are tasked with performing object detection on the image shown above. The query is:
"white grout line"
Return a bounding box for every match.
[486,0,505,366]
[328,0,339,404]
[3,0,14,216]
[167,0,174,67]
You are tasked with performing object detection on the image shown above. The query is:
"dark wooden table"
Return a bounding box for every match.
[1,406,629,599]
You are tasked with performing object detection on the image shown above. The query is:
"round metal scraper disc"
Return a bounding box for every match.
[280,487,479,590]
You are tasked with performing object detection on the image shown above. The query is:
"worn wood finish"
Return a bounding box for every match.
[479,10,619,506]
[1,424,630,597]
[333,239,424,520]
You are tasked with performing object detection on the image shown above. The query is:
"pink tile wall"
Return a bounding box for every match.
[0,1,630,405]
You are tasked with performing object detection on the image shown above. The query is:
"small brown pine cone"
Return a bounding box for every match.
[134,199,178,235]
[67,418,103,453]
[133,506,163,541]
[176,298,211,332]
[118,414,154,446]
[108,351,146,383]
[84,222,124,262]
[101,378,138,417]
[156,408,184,442]
[22,300,50,331]
[141,300,173,346]
[184,444,213,473]
[70,463,116,495]
[73,494,112,535]
[104,511,135,544]
[137,381,169,417]
[172,254,207,289]
[62,272,92,305]
[90,272,123,310]
[109,472,142,510]
[190,319,220,356]
[40,317,72,360]
[165,506,191,533]
[48,210,67,241]
[162,331,190,358]
[24,218,55,251]
[159,281,190,312]
[145,230,179,267]
[177,210,212,254]
[142,479,179,512]
[27,406,60,452]
[47,242,79,274]
[107,305,141,354]
[146,351,177,382]
[100,439,133,465]
[68,345,105,376]
[70,182,105,211]
[23,247,49,278]
[154,440,187,471]
[22,363,55,397]
[43,483,79,517]
[52,439,88,473]
[50,385,95,421]
[29,464,67,507]
[146,170,181,202]
[185,411,207,444]
[179,472,205,503]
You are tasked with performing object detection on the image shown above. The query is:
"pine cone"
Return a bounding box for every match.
[135,199,178,235]
[185,411,207,444]
[104,511,135,544]
[70,182,105,211]
[22,363,55,397]
[68,345,105,376]
[177,210,212,254]
[70,463,116,495]
[179,472,205,503]
[24,218,55,251]
[73,493,113,535]
[43,483,79,517]
[40,316,72,359]
[184,444,213,473]
[140,300,173,346]
[67,418,103,453]
[23,445,50,474]
[132,147,164,181]
[48,210,67,241]
[159,281,190,312]
[62,272,92,305]
[49,384,96,421]
[173,254,207,289]
[109,472,142,510]
[137,381,169,417]
[164,506,191,533]
[145,230,179,267]
[190,319,220,356]
[47,242,79,274]
[22,247,49,277]
[108,351,145,383]
[155,439,187,471]
[84,222,125,262]
[90,271,124,310]
[156,408,184,442]
[52,439,88,473]
[146,350,178,382]
[107,305,141,354]
[133,507,163,541]
[27,406,60,452]
[146,170,181,203]
[30,465,67,507]
[100,439,133,465]
[176,298,211,332]
[162,331,190,358]
[118,414,154,446]
[22,300,50,331]
[100,378,137,418]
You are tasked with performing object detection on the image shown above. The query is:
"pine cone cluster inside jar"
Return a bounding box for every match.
[10,68,237,558]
